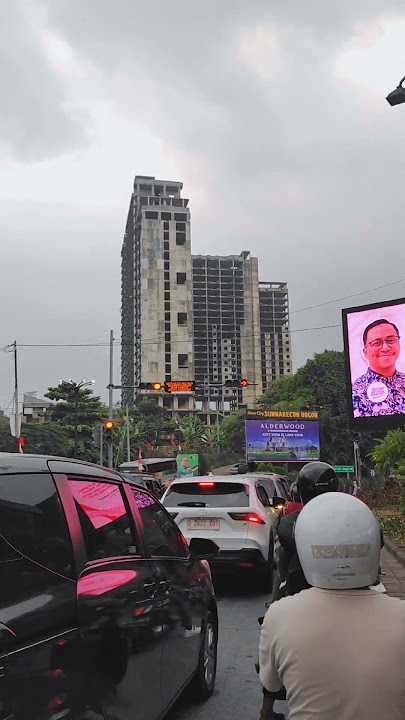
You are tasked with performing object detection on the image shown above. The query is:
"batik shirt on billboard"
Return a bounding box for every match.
[352,367,405,417]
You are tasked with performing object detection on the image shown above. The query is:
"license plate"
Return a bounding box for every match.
[187,518,220,531]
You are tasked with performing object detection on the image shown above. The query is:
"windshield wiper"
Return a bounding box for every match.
[177,501,206,507]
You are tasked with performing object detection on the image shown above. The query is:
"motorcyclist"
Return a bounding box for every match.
[273,461,339,599]
[282,481,303,516]
[259,492,405,720]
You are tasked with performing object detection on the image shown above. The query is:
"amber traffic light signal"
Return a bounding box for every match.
[139,382,162,391]
[224,379,249,387]
[104,420,114,430]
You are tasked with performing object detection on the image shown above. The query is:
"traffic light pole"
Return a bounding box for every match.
[108,330,114,469]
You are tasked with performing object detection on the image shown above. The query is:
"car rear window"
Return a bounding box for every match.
[164,482,249,508]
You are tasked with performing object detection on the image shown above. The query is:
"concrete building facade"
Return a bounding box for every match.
[121,177,292,418]
[192,251,263,418]
[121,176,194,412]
[259,282,292,390]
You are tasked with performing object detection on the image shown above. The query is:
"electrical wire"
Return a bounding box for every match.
[3,278,403,349]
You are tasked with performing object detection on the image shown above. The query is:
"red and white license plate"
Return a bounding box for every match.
[187,518,220,531]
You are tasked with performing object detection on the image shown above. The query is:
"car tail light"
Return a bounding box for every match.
[169,512,178,520]
[198,481,215,487]
[228,512,265,525]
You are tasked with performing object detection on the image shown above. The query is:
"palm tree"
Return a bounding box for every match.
[178,416,207,452]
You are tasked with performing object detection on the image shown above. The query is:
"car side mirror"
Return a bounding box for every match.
[189,537,219,560]
[269,496,286,509]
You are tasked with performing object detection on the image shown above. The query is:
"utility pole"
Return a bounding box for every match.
[108,330,114,469]
[99,424,104,466]
[13,341,19,453]
[126,405,131,462]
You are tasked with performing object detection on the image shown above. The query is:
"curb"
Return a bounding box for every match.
[384,537,405,569]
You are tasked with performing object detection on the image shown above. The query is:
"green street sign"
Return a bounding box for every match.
[333,465,355,474]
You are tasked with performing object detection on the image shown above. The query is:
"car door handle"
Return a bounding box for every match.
[143,582,158,596]
[159,580,171,592]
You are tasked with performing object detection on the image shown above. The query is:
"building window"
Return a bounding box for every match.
[177,312,187,325]
[162,213,171,221]
[164,282,170,291]
[165,333,171,342]
[176,233,186,245]
[165,353,171,362]
[165,322,170,331]
[176,222,186,232]
[164,232,169,241]
[164,251,170,261]
[177,273,186,285]
[178,354,188,367]
[174,213,187,221]
[145,211,158,220]
[165,312,170,321]
[163,221,170,230]
[165,302,170,311]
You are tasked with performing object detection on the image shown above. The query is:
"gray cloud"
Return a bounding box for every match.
[0,1,89,161]
[1,0,405,407]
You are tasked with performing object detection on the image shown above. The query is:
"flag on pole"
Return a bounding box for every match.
[170,437,176,447]
[178,443,182,452]
[18,437,24,454]
[147,442,153,451]
[138,445,143,473]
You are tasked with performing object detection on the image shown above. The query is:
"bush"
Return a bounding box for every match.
[358,488,401,510]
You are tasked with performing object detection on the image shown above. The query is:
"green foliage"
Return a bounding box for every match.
[220,410,246,454]
[257,350,377,467]
[369,430,405,477]
[45,381,106,461]
[178,415,207,452]
[0,420,69,456]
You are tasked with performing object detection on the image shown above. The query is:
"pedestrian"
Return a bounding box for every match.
[259,492,405,719]
[352,479,359,496]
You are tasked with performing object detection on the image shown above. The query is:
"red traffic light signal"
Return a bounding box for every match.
[239,378,248,387]
[104,420,114,430]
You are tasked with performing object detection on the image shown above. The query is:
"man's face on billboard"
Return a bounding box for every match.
[181,457,189,467]
[363,322,400,376]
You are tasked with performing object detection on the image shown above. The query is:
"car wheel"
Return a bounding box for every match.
[192,611,217,701]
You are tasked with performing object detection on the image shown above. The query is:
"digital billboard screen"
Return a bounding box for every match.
[342,297,405,431]
[245,417,320,463]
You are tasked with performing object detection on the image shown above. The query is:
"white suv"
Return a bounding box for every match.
[162,476,285,588]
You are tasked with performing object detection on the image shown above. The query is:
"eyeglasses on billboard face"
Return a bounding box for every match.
[366,336,400,349]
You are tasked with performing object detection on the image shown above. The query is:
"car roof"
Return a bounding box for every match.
[0,453,124,480]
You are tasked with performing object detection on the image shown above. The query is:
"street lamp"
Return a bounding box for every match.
[61,379,95,457]
[386,76,405,106]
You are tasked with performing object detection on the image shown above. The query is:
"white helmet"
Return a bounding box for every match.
[295,492,380,590]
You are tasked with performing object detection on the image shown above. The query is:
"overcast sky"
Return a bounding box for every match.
[1,0,405,409]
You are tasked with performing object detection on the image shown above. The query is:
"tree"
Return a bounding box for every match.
[0,420,70,456]
[220,410,246,455]
[45,381,106,461]
[369,430,405,478]
[178,416,207,452]
[257,350,377,467]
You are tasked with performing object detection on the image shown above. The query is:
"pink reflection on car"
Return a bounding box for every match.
[78,569,137,596]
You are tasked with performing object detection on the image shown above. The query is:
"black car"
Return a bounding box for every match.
[121,471,164,499]
[0,453,218,720]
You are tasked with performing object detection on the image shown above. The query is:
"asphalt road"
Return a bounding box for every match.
[167,574,289,720]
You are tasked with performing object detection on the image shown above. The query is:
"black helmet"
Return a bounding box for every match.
[297,462,339,505]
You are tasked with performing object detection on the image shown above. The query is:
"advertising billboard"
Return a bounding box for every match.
[342,297,405,431]
[245,416,320,463]
[177,454,199,478]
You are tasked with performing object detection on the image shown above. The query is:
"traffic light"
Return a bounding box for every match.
[224,378,249,387]
[139,382,162,391]
[104,419,114,444]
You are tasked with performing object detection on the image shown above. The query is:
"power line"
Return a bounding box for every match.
[290,278,405,316]
[4,278,403,351]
